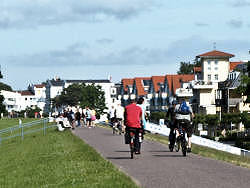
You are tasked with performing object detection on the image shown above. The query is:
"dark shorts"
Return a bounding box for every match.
[176,119,193,138]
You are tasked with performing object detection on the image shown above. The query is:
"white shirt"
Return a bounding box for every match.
[116,105,124,119]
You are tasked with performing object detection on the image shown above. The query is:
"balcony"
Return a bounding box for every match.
[175,88,193,97]
[192,81,216,89]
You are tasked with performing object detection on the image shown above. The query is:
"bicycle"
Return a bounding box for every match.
[127,128,143,159]
[112,119,122,135]
[175,120,188,157]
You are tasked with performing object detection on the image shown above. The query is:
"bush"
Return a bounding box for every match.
[235,138,250,150]
[150,111,166,123]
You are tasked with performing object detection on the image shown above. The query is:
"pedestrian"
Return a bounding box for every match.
[91,109,96,127]
[75,109,81,127]
[85,106,92,128]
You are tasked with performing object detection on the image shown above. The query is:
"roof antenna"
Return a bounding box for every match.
[213,42,216,50]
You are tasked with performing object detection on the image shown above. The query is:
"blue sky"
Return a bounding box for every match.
[0,0,250,90]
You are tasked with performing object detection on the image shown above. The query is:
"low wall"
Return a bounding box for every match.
[145,122,249,156]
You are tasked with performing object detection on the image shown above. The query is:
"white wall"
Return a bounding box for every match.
[203,59,229,82]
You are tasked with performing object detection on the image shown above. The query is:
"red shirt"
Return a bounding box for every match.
[125,103,142,128]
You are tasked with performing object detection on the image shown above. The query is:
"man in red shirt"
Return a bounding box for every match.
[124,100,142,154]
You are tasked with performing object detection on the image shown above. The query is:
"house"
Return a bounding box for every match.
[192,50,235,114]
[44,78,118,114]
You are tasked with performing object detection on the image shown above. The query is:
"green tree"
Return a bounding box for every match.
[177,62,194,74]
[205,114,220,137]
[0,82,12,91]
[237,61,250,103]
[53,83,107,117]
[193,114,206,134]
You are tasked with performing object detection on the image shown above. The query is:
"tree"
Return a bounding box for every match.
[177,62,194,75]
[53,83,107,117]
[193,114,206,134]
[0,82,12,91]
[205,114,220,137]
[237,61,250,103]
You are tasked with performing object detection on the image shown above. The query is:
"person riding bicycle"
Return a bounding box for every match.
[124,99,142,154]
[115,104,125,133]
[174,98,194,153]
[166,100,178,151]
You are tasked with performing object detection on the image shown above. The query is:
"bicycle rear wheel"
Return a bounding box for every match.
[181,139,187,157]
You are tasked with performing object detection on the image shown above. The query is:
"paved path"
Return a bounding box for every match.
[73,126,250,188]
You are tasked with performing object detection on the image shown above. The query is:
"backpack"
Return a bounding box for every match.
[178,101,190,115]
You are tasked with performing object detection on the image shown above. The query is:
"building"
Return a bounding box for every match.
[192,50,235,114]
[44,78,118,113]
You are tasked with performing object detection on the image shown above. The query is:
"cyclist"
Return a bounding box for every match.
[124,99,142,154]
[174,97,194,153]
[115,104,125,133]
[166,100,178,151]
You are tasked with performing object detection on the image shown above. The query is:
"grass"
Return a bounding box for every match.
[0,119,139,188]
[144,132,250,169]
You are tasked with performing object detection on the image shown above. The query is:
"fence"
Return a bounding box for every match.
[0,118,56,144]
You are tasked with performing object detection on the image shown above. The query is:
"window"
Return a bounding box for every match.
[25,98,27,100]
[208,74,211,81]
[215,67,218,70]
[215,74,218,80]
[208,67,211,70]
[207,60,211,65]
[214,60,218,65]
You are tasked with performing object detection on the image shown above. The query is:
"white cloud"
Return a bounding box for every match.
[232,0,250,7]
[227,19,243,28]
[0,0,159,29]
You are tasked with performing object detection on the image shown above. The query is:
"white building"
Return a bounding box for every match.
[44,78,120,114]
[192,50,235,114]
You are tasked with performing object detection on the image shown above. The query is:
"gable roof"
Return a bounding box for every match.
[152,76,165,92]
[230,62,243,71]
[197,50,235,58]
[18,90,34,96]
[122,78,134,92]
[34,84,45,88]
[166,74,194,95]
[134,77,151,96]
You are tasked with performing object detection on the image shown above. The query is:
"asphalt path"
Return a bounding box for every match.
[73,126,250,188]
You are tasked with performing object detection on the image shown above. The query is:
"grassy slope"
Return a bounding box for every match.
[0,120,138,188]
[145,133,250,169]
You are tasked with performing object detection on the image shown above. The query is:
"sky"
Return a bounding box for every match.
[0,0,250,90]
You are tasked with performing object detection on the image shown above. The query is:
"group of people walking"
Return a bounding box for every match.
[58,106,97,130]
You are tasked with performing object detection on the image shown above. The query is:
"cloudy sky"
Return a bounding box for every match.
[0,0,250,90]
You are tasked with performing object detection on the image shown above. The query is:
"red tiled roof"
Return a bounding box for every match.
[122,78,134,92]
[34,84,45,88]
[152,76,165,92]
[197,50,234,58]
[230,62,242,71]
[166,74,194,95]
[194,66,202,72]
[19,90,34,96]
[135,77,151,96]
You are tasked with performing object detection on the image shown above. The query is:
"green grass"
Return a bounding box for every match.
[0,120,139,188]
[0,118,37,129]
[144,132,250,169]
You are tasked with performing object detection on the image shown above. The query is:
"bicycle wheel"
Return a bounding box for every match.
[175,137,180,152]
[181,139,187,157]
